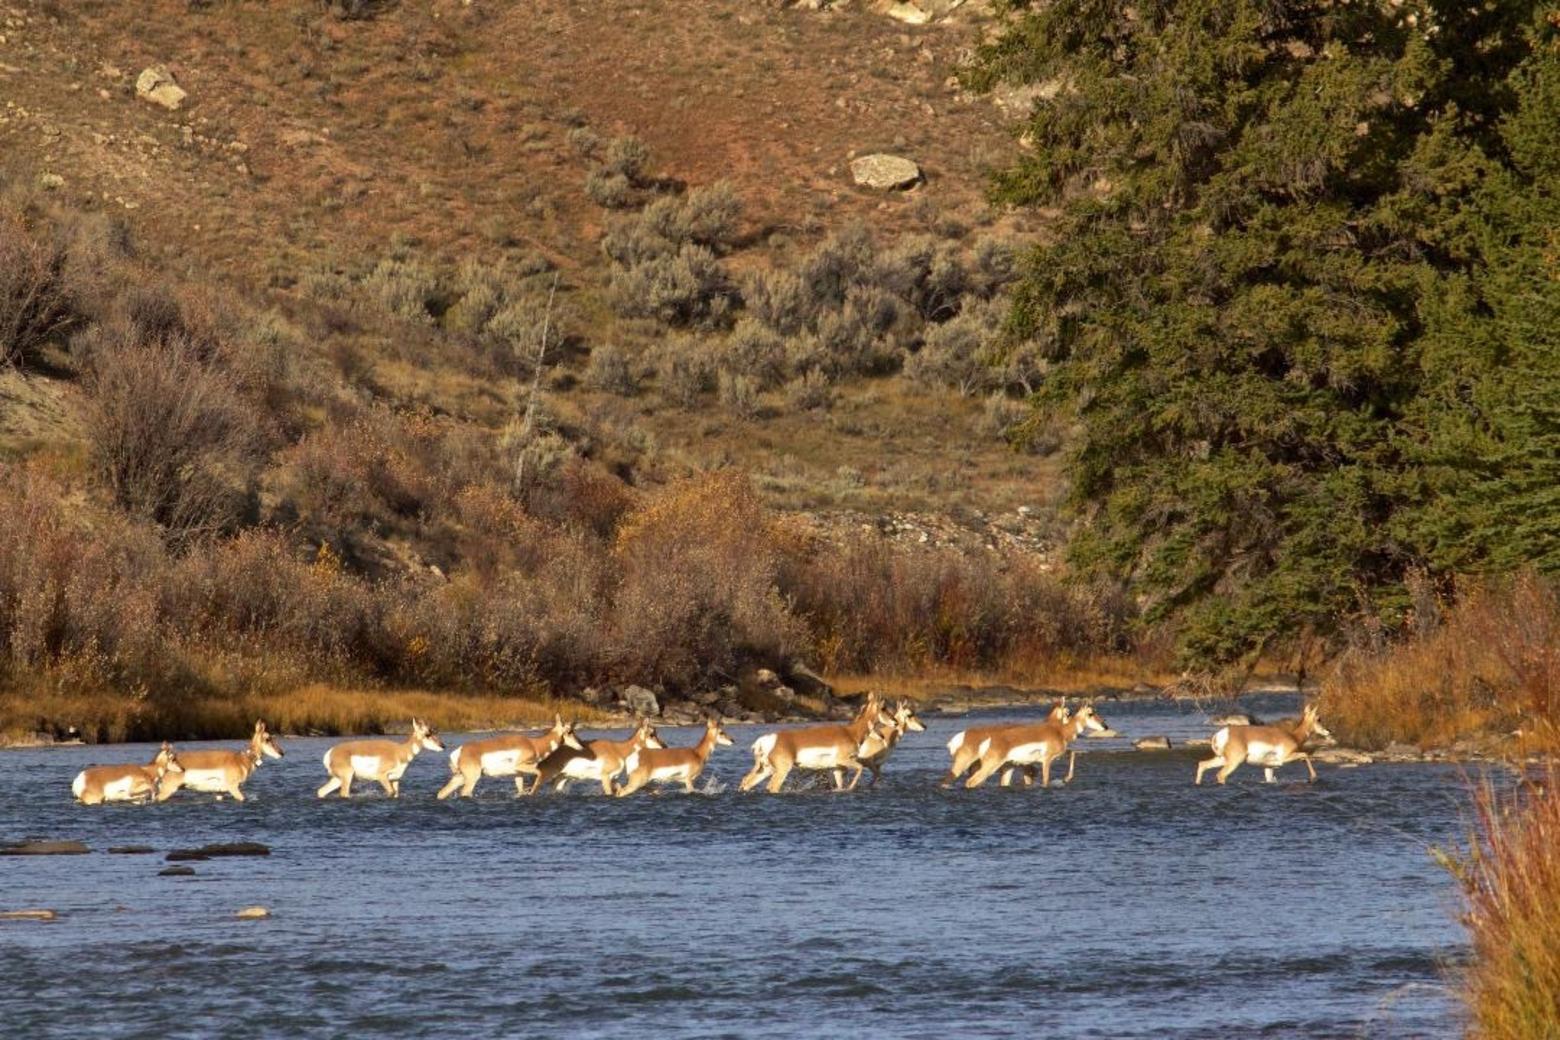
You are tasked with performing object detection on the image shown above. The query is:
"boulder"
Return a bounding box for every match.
[786,661,835,699]
[770,685,797,705]
[158,866,195,877]
[235,906,270,920]
[885,2,931,24]
[167,842,270,862]
[1313,747,1373,765]
[1210,713,1255,727]
[751,668,782,688]
[108,845,156,855]
[619,685,660,717]
[0,840,89,856]
[849,153,922,190]
[1133,736,1171,751]
[135,66,187,111]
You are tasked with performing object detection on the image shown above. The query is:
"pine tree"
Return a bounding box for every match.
[966,0,1559,668]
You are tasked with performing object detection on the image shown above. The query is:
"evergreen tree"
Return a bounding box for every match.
[966,0,1560,668]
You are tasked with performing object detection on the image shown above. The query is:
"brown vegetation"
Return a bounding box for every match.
[1442,772,1560,1039]
[1321,574,1560,753]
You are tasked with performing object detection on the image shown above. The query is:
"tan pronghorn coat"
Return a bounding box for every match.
[1195,703,1331,785]
[534,719,666,795]
[739,694,892,794]
[963,705,1109,789]
[73,742,184,805]
[158,720,284,802]
[436,716,585,799]
[615,717,733,796]
[855,701,926,788]
[318,719,444,799]
[942,701,1069,787]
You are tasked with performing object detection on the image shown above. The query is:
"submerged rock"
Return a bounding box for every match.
[159,866,196,877]
[166,841,270,862]
[108,845,156,855]
[0,909,57,921]
[235,906,270,920]
[0,840,89,856]
[1133,736,1171,751]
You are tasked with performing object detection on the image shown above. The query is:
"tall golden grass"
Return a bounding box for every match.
[1442,770,1560,1039]
[1321,573,1559,753]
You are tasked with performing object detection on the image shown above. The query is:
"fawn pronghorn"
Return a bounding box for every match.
[72,742,184,805]
[615,716,732,796]
[739,693,893,793]
[1195,703,1331,785]
[533,718,666,795]
[942,701,1069,787]
[854,701,926,788]
[318,718,444,799]
[436,715,585,799]
[157,720,284,802]
[962,703,1109,789]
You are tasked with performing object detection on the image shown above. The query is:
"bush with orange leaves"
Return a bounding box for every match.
[612,471,805,685]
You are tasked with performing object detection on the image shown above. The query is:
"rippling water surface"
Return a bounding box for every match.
[0,695,1475,1038]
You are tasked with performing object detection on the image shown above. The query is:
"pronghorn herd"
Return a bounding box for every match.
[66,694,1336,804]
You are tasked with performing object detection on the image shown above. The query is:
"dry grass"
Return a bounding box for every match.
[1320,573,1559,753]
[1440,770,1560,1039]
[829,657,1172,702]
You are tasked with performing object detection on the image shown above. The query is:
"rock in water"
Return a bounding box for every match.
[158,866,196,877]
[1133,736,1172,751]
[849,154,922,190]
[0,840,89,856]
[1210,713,1255,727]
[0,909,57,921]
[235,906,270,920]
[135,66,187,111]
[619,685,660,717]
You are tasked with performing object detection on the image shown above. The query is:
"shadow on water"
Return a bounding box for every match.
[0,695,1477,1039]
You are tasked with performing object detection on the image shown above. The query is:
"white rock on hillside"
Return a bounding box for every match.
[849,153,922,190]
[135,66,187,111]
[885,2,931,24]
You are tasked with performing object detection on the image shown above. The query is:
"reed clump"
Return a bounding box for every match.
[1321,574,1559,753]
[1443,771,1560,1039]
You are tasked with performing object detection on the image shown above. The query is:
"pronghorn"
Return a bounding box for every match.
[615,716,733,796]
[436,715,585,799]
[962,703,1110,789]
[1195,703,1331,785]
[533,718,666,795]
[942,701,1069,788]
[739,692,893,794]
[318,718,444,799]
[157,720,284,802]
[72,742,184,805]
[854,700,926,788]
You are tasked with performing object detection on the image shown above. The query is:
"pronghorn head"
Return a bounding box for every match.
[706,716,734,747]
[894,702,926,734]
[154,741,184,776]
[1073,704,1109,734]
[1047,700,1071,724]
[412,718,445,752]
[254,720,285,759]
[553,715,585,752]
[1303,703,1332,741]
[635,719,667,750]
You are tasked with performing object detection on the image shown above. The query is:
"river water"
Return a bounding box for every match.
[0,694,1476,1039]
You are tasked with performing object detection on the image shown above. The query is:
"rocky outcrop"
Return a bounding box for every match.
[0,840,88,856]
[619,684,660,717]
[135,65,187,111]
[849,153,922,190]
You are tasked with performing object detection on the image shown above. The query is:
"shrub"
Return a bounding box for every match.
[655,337,716,408]
[584,344,640,396]
[784,366,834,411]
[585,169,633,209]
[682,181,742,252]
[905,296,1002,396]
[873,235,966,321]
[742,267,812,336]
[566,126,601,158]
[363,257,441,323]
[0,205,76,367]
[609,244,730,326]
[717,370,761,420]
[81,333,261,545]
[601,135,651,185]
[721,319,787,389]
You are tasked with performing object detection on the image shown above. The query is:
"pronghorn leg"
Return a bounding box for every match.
[683,777,696,794]
[339,772,354,798]
[965,756,1002,789]
[436,774,463,800]
[615,772,646,798]
[739,758,770,791]
[832,768,846,790]
[766,760,792,794]
[1264,766,1277,784]
[1299,753,1317,783]
[1215,757,1241,785]
[228,784,246,802]
[1040,756,1052,788]
[1022,766,1038,787]
[1194,756,1223,785]
[863,764,881,789]
[379,776,396,797]
[1063,751,1076,786]
[317,775,342,799]
[1000,767,1015,788]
